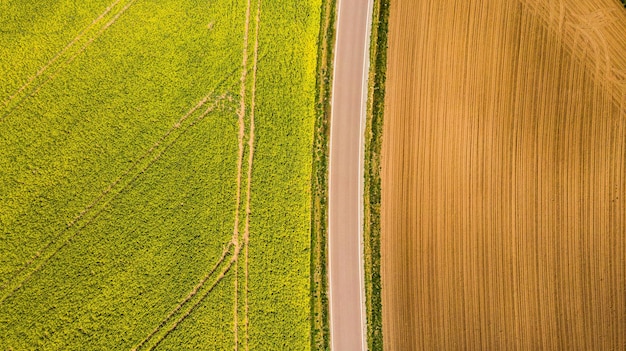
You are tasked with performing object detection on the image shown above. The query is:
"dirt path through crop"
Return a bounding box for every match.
[242,1,261,349]
[233,0,253,347]
[381,0,626,349]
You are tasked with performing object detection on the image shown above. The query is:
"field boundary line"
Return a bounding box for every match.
[0,0,139,123]
[243,1,262,349]
[0,96,231,305]
[362,0,389,348]
[309,0,335,348]
[233,0,254,348]
[131,242,234,351]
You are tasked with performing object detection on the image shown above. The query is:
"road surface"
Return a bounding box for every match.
[328,0,374,350]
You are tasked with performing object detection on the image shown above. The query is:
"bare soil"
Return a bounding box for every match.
[381,0,626,349]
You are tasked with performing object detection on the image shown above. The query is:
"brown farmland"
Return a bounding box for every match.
[381,0,626,349]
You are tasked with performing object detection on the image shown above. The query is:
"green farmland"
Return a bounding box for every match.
[0,0,320,349]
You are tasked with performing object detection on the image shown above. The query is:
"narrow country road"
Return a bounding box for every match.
[328,0,374,350]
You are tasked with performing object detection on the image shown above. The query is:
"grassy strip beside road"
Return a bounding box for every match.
[363,0,390,349]
[310,0,336,350]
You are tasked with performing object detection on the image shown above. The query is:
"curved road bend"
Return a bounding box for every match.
[328,0,374,350]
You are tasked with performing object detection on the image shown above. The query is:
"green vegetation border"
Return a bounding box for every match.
[311,0,336,349]
[364,0,390,349]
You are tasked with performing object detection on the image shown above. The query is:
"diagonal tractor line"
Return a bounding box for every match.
[0,95,231,305]
[130,242,234,351]
[0,69,237,295]
[243,1,262,350]
[0,0,139,123]
[29,0,140,98]
[145,244,243,351]
[133,0,260,347]
[1,0,123,107]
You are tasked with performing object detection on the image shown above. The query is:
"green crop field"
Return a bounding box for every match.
[0,0,320,349]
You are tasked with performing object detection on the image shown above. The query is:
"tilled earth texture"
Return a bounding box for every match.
[382,0,626,349]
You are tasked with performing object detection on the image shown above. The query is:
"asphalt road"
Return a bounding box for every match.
[328,0,374,350]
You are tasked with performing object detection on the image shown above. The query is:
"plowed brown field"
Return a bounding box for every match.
[381,0,626,349]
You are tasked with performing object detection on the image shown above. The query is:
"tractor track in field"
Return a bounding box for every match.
[131,0,262,347]
[0,88,230,294]
[516,0,626,106]
[147,243,244,351]
[233,0,254,347]
[521,0,626,110]
[1,0,122,107]
[0,0,139,123]
[130,242,234,351]
[242,1,262,349]
[0,93,231,305]
[29,0,139,98]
